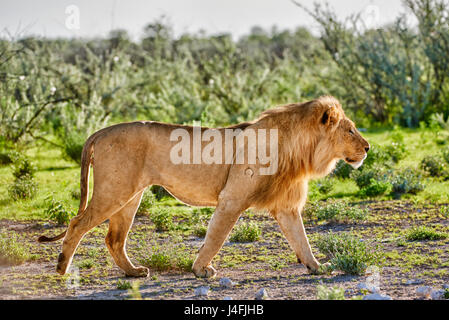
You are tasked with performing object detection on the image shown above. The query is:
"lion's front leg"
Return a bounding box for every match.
[192,198,247,278]
[274,208,322,274]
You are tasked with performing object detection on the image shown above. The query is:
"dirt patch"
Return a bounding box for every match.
[1,200,448,300]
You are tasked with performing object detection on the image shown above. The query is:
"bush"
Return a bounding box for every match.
[229,222,261,243]
[0,232,31,265]
[363,144,393,169]
[10,153,36,179]
[137,188,156,215]
[8,175,38,200]
[117,279,132,290]
[150,185,173,200]
[310,200,368,223]
[139,244,193,272]
[316,177,334,194]
[420,155,448,177]
[332,160,354,179]
[350,166,387,189]
[316,232,381,275]
[62,132,85,165]
[44,197,75,225]
[442,147,449,164]
[389,168,425,198]
[359,179,392,198]
[193,224,208,238]
[0,151,12,166]
[316,285,345,300]
[150,207,174,231]
[405,226,447,241]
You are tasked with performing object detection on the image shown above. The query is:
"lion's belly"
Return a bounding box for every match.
[152,163,231,207]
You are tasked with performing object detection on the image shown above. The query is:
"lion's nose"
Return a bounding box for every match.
[365,145,370,152]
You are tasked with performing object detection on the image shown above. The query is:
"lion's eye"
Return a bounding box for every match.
[349,129,355,135]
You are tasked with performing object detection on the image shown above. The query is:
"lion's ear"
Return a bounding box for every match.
[321,107,339,127]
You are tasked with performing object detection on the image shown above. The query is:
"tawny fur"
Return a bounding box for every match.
[38,95,369,279]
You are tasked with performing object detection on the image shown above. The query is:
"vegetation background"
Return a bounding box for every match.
[0,0,449,300]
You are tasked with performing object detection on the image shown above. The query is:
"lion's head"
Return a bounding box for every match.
[315,96,370,170]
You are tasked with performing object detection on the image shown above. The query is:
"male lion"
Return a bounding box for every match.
[38,96,369,278]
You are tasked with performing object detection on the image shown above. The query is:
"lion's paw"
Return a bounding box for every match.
[193,265,217,279]
[125,266,150,278]
[307,262,332,275]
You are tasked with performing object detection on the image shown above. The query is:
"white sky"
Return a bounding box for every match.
[0,0,408,40]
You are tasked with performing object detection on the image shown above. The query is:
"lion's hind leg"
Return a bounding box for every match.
[105,191,149,278]
[56,191,140,276]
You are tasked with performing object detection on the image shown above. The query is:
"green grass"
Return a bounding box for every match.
[316,285,346,300]
[229,222,261,243]
[315,231,382,275]
[405,226,448,241]
[0,232,31,265]
[138,244,194,272]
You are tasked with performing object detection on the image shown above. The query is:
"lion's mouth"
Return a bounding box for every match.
[345,157,357,163]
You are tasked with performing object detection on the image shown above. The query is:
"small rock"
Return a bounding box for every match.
[357,282,379,293]
[194,286,210,297]
[255,288,268,300]
[416,286,432,298]
[223,296,233,300]
[219,277,236,288]
[363,293,393,300]
[431,289,446,300]
[405,279,425,285]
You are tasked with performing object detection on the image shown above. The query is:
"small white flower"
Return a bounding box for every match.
[19,75,25,81]
[113,56,119,62]
[50,86,56,95]
[209,79,215,86]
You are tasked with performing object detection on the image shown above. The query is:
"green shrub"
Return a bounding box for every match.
[62,131,85,165]
[316,177,334,194]
[420,155,448,177]
[442,147,449,164]
[316,232,381,275]
[0,151,12,165]
[44,197,75,225]
[150,185,173,200]
[77,258,95,269]
[0,232,30,265]
[332,160,353,179]
[137,188,156,215]
[405,226,447,241]
[150,207,174,231]
[316,284,345,300]
[70,189,81,200]
[10,154,36,179]
[117,279,132,290]
[350,166,387,189]
[139,244,193,272]
[363,144,392,169]
[310,200,368,223]
[359,179,392,198]
[229,222,261,243]
[191,207,214,225]
[389,168,425,198]
[8,175,38,200]
[193,224,208,238]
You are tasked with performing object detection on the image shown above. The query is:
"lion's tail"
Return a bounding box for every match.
[38,133,97,243]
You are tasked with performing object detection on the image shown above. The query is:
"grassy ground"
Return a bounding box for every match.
[0,128,449,300]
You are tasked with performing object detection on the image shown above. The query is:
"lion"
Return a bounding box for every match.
[38,95,369,279]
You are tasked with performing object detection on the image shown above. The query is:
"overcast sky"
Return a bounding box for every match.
[0,0,408,40]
